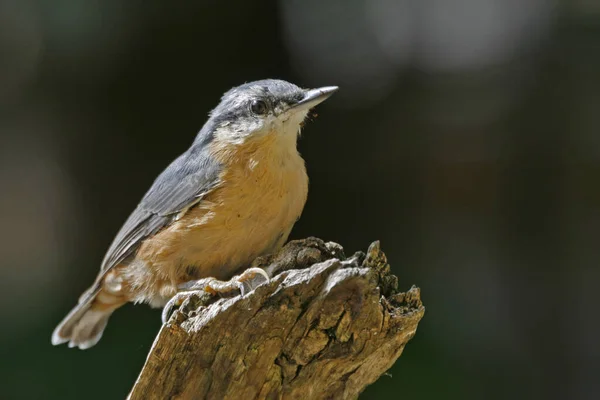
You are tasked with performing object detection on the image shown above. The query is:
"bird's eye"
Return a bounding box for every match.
[250,100,268,115]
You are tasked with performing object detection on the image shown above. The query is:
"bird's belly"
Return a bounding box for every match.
[130,158,308,305]
[179,186,302,280]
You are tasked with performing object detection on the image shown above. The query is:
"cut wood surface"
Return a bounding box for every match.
[129,238,425,400]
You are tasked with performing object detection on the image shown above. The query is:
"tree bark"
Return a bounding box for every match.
[128,238,425,400]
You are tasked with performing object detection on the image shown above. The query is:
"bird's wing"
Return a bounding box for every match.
[96,149,222,281]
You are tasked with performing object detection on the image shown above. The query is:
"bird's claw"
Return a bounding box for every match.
[213,267,270,295]
[161,267,270,323]
[162,291,196,324]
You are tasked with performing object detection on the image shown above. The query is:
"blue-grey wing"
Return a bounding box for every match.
[98,148,222,276]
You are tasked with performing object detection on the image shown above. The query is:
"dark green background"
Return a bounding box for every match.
[1,1,599,399]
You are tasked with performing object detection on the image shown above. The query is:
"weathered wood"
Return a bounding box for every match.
[129,238,425,400]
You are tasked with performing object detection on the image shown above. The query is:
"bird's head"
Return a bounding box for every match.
[201,79,337,148]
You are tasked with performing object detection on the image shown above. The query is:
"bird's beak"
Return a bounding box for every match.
[290,86,339,112]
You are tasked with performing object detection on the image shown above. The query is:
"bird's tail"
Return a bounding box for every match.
[51,286,124,350]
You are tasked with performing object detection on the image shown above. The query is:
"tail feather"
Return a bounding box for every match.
[52,289,121,350]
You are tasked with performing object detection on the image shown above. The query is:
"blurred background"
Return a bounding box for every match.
[0,0,599,399]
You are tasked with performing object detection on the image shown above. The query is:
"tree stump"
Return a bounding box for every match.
[128,238,425,400]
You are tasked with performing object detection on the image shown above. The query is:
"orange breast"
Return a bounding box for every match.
[134,131,308,294]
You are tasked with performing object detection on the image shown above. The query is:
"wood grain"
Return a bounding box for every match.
[128,238,425,400]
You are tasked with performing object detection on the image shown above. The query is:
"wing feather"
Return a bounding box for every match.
[96,148,221,281]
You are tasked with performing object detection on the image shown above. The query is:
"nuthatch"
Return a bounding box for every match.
[51,79,338,349]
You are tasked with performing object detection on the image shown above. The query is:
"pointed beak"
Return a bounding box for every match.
[290,86,339,112]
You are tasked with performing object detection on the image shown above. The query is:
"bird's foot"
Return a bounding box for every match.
[180,267,270,295]
[161,267,270,323]
[161,290,204,324]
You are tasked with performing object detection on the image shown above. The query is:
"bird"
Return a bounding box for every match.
[51,79,338,349]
